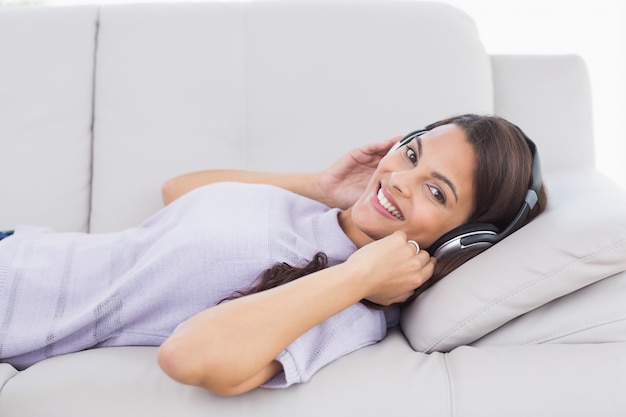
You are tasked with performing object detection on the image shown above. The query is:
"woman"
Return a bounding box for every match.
[0,114,546,396]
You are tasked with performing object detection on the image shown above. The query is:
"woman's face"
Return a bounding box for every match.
[350,124,477,248]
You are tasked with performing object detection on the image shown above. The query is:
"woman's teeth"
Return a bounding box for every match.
[377,188,404,220]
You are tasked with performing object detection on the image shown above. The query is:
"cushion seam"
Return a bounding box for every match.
[442,354,455,417]
[523,314,626,344]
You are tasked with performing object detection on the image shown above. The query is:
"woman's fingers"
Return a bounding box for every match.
[350,232,437,306]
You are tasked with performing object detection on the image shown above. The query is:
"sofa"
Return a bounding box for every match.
[1,1,625,416]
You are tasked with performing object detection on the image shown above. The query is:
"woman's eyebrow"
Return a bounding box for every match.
[432,172,459,202]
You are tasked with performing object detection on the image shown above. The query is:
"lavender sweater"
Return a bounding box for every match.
[0,183,398,388]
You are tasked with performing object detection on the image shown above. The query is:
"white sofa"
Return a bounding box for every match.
[1,1,625,416]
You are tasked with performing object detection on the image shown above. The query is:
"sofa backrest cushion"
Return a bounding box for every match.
[491,54,595,173]
[89,1,493,232]
[0,6,98,232]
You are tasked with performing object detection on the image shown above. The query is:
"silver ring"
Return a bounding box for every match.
[407,240,419,254]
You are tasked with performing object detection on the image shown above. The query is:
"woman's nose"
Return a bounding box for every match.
[389,169,416,197]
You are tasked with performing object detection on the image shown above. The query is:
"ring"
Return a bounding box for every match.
[407,240,419,254]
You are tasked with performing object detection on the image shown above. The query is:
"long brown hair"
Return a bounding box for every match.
[221,114,547,305]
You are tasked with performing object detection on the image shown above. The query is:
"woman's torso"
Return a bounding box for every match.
[0,183,361,368]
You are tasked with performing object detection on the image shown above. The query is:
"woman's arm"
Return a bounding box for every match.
[161,170,320,206]
[161,137,399,207]
[157,231,434,396]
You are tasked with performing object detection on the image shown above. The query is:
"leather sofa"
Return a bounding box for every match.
[1,1,625,416]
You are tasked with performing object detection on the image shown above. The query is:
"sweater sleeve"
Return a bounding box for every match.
[261,303,394,389]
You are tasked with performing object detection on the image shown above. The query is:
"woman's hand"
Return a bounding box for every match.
[346,231,436,306]
[316,137,400,209]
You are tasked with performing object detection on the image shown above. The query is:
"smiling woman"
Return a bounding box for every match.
[211,114,547,311]
[157,114,546,394]
[0,113,546,396]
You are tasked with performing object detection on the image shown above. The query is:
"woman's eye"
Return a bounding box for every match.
[405,146,418,165]
[429,186,446,205]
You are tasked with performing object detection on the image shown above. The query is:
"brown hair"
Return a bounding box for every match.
[221,114,547,305]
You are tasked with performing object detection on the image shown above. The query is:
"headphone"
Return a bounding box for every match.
[392,126,543,259]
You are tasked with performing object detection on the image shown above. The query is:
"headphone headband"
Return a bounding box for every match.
[391,129,428,152]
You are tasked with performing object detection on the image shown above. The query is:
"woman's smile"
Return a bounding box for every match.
[372,185,404,220]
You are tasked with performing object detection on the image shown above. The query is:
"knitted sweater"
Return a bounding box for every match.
[0,182,398,388]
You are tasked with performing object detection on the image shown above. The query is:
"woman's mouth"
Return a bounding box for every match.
[376,187,404,220]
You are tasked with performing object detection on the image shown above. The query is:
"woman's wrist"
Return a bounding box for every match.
[337,257,378,301]
[308,171,334,206]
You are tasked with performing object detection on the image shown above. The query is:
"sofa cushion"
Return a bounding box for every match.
[242,1,493,172]
[401,169,626,352]
[90,2,249,233]
[89,1,493,232]
[491,54,595,173]
[0,333,452,417]
[0,6,97,232]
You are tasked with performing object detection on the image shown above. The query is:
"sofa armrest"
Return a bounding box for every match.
[491,54,595,173]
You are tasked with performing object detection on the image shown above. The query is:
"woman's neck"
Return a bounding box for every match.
[338,207,374,249]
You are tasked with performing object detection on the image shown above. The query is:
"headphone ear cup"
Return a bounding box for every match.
[428,223,499,258]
